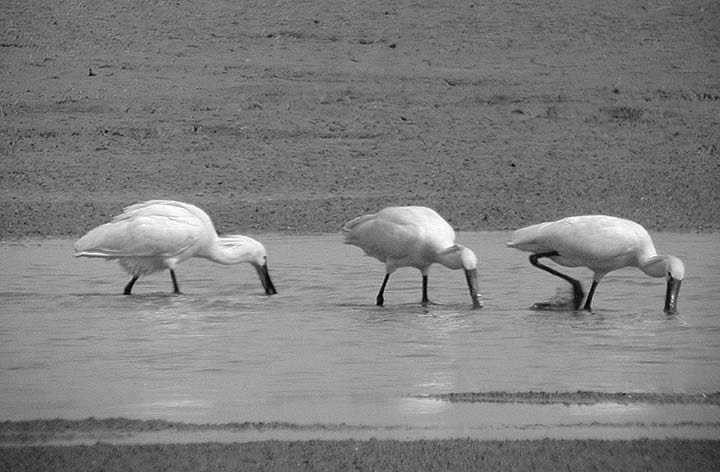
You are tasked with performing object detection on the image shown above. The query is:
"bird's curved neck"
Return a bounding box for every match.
[640,255,670,278]
[436,252,462,270]
[435,245,470,270]
[204,236,257,266]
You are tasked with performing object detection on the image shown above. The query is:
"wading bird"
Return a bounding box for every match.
[507,215,684,313]
[342,206,482,308]
[74,200,277,296]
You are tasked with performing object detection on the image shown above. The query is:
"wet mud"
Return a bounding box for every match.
[417,391,720,405]
[2,390,719,471]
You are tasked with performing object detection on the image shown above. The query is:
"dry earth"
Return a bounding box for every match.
[1,0,719,239]
[2,438,719,472]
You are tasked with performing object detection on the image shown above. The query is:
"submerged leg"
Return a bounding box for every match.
[376,273,390,306]
[529,252,584,311]
[583,280,599,311]
[170,269,181,294]
[421,274,430,306]
[124,276,139,295]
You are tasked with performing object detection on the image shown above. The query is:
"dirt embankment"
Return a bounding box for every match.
[2,415,719,471]
[1,438,719,472]
[1,1,718,239]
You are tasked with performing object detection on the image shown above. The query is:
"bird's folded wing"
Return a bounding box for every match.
[74,214,202,258]
[509,216,643,261]
[343,215,415,260]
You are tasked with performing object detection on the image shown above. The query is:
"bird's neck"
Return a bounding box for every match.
[204,236,257,266]
[640,254,684,280]
[435,245,467,270]
[640,255,669,278]
[436,252,462,270]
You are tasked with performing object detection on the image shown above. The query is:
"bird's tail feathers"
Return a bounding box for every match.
[507,222,554,252]
[341,214,376,244]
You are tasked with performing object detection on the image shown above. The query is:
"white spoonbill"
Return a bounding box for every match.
[74,200,277,296]
[342,206,482,308]
[507,215,684,313]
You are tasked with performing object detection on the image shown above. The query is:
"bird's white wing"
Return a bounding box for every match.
[509,215,652,261]
[342,212,418,262]
[75,202,204,258]
[555,216,654,261]
[397,206,455,246]
[113,200,201,222]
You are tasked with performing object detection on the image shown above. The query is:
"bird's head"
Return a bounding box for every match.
[439,245,482,309]
[219,236,277,295]
[219,236,267,265]
[459,246,478,271]
[664,255,684,315]
[644,255,684,314]
[665,255,685,282]
[643,254,684,280]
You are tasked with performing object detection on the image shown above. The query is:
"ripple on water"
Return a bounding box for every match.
[0,233,718,431]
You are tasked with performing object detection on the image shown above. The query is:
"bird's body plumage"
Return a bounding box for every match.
[343,206,458,274]
[76,201,210,274]
[75,200,277,295]
[509,215,656,278]
[508,215,684,313]
[342,206,482,308]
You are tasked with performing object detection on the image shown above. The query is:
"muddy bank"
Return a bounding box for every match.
[2,438,719,472]
[2,416,719,469]
[2,1,719,238]
[418,390,720,405]
[4,389,719,442]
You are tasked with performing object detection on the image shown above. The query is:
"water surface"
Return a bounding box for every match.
[1,232,719,438]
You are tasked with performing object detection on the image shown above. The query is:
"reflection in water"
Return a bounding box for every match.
[567,402,650,419]
[396,396,450,416]
[0,233,719,431]
[138,396,213,419]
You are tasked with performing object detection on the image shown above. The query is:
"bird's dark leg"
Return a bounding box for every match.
[421,274,430,306]
[529,252,584,311]
[124,276,139,295]
[170,270,181,294]
[583,280,599,312]
[376,273,390,306]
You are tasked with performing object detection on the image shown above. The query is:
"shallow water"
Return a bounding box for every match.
[1,232,719,438]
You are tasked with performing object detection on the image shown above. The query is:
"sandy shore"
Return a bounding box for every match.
[2,0,719,469]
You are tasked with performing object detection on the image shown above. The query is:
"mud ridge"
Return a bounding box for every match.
[414,390,720,405]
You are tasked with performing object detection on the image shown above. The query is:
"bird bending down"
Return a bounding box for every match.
[507,215,684,313]
[74,200,277,296]
[342,206,482,308]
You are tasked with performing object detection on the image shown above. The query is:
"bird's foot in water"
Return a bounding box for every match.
[531,286,582,311]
